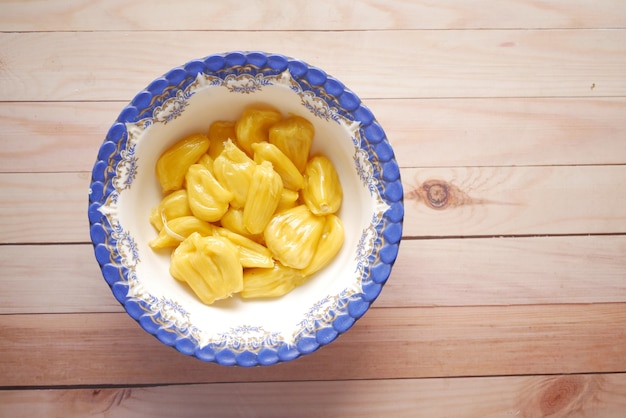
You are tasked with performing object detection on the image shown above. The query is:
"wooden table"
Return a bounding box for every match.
[1,1,626,416]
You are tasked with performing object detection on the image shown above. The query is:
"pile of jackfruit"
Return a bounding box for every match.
[148,107,344,305]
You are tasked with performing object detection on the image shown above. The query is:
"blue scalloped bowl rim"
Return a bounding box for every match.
[88,51,403,366]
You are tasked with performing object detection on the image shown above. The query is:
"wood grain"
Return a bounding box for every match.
[1,304,625,386]
[386,234,626,307]
[2,98,626,173]
[0,244,121,314]
[1,30,625,101]
[1,0,625,31]
[0,101,115,173]
[0,172,89,244]
[403,165,626,237]
[1,374,625,418]
[2,164,625,243]
[2,235,626,314]
[369,97,626,168]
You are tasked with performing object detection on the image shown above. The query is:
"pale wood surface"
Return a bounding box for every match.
[3,98,626,172]
[1,1,625,416]
[2,0,626,31]
[2,374,626,418]
[3,236,626,314]
[3,304,626,386]
[2,30,626,101]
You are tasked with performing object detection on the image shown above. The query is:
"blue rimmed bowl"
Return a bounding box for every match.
[88,51,403,366]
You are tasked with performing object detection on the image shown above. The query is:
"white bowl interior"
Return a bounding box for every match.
[116,82,376,346]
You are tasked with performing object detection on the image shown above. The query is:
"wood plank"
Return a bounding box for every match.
[384,234,626,307]
[369,97,626,168]
[1,30,625,101]
[403,165,626,237]
[2,98,626,173]
[0,244,121,314]
[1,0,625,31]
[1,374,626,417]
[0,172,89,244]
[2,236,626,314]
[2,165,625,243]
[0,101,116,173]
[1,304,625,386]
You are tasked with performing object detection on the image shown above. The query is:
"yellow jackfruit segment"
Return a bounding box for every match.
[186,164,233,222]
[197,154,214,171]
[243,161,283,235]
[252,141,304,191]
[269,115,314,173]
[235,106,282,156]
[150,108,345,305]
[219,207,263,242]
[207,120,236,160]
[214,227,274,268]
[301,214,345,277]
[302,155,343,215]
[149,189,192,232]
[264,205,325,270]
[170,233,243,305]
[149,215,217,249]
[276,188,300,214]
[241,263,307,299]
[156,133,210,193]
[213,139,255,209]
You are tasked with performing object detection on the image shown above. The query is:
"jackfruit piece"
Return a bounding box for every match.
[301,214,345,276]
[213,139,256,209]
[235,107,282,157]
[170,232,243,305]
[149,189,192,232]
[302,155,343,215]
[156,133,210,193]
[186,163,233,222]
[219,207,264,243]
[207,120,236,159]
[243,161,283,235]
[275,188,300,214]
[264,205,325,269]
[214,227,274,268]
[252,141,304,191]
[149,215,217,249]
[241,262,307,299]
[268,115,314,173]
[197,154,214,172]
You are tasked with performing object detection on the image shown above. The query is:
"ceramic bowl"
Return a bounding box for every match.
[88,51,403,366]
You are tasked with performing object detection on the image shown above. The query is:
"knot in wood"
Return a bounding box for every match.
[423,180,449,209]
[539,375,585,416]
